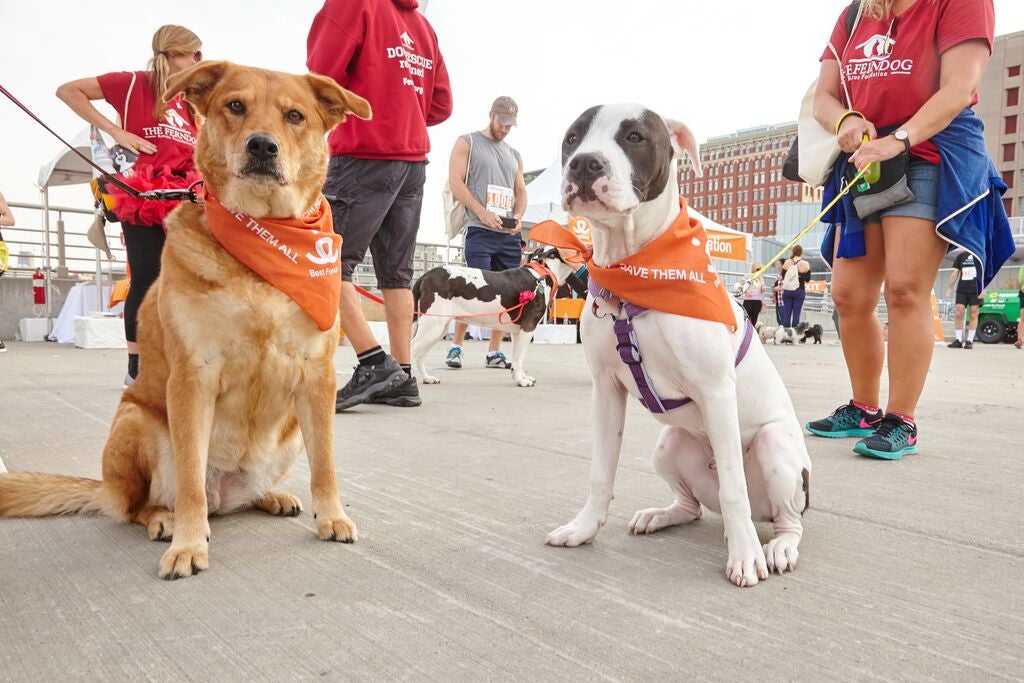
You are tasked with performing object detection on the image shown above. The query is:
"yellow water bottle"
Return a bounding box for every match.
[857,134,881,191]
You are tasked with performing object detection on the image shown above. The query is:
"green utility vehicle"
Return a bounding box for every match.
[975,290,1021,344]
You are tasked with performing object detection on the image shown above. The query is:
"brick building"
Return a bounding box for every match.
[976,30,1024,218]
[678,123,822,237]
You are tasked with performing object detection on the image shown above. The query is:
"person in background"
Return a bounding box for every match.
[741,261,766,324]
[308,0,452,412]
[772,259,786,324]
[780,245,812,327]
[1016,264,1024,349]
[56,25,202,387]
[0,191,12,352]
[446,96,527,371]
[945,249,983,349]
[806,0,1011,460]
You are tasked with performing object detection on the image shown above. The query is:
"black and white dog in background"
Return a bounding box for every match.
[543,104,812,587]
[410,249,580,387]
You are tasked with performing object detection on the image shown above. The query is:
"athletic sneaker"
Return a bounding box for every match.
[368,375,422,407]
[0,340,6,352]
[963,340,974,349]
[947,339,963,348]
[853,414,918,460]
[335,356,407,412]
[446,346,463,368]
[485,351,512,369]
[805,401,884,438]
[123,373,136,389]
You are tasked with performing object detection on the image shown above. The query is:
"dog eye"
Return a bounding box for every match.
[286,109,305,124]
[627,131,645,143]
[565,132,578,145]
[227,100,245,115]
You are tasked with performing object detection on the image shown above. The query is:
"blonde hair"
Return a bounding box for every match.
[750,261,763,274]
[148,25,201,121]
[859,0,934,20]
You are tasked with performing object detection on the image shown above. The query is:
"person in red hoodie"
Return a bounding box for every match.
[308,0,452,413]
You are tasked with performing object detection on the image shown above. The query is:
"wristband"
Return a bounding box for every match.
[834,110,866,135]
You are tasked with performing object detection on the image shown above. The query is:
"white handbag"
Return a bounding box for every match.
[796,1,863,187]
[443,133,473,240]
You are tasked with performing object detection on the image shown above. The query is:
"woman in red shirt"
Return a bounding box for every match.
[806,0,1000,459]
[57,25,202,387]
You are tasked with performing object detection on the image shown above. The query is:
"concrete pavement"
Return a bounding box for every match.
[0,337,1022,681]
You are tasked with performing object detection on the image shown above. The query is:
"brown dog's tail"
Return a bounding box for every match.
[0,473,103,517]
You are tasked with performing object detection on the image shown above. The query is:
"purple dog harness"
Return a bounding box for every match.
[588,279,755,414]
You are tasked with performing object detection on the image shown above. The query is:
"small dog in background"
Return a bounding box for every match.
[797,322,823,344]
[756,323,796,345]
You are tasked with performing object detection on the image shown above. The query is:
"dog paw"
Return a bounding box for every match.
[317,515,358,543]
[422,374,441,385]
[763,534,800,574]
[628,503,700,535]
[515,375,536,387]
[545,517,602,547]
[725,533,769,587]
[147,511,175,542]
[158,543,209,580]
[254,491,302,517]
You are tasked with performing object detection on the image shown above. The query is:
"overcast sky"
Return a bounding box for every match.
[2,1,1023,243]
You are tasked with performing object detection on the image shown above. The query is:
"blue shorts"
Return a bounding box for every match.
[862,159,938,224]
[464,227,522,271]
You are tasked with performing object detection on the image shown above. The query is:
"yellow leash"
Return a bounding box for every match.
[743,167,867,286]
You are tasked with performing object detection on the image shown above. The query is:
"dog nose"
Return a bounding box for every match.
[567,152,608,183]
[245,133,279,160]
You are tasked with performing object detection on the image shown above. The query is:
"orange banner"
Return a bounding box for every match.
[705,229,747,261]
[804,280,827,294]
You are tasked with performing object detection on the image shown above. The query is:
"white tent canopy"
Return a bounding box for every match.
[522,160,751,256]
[37,126,96,188]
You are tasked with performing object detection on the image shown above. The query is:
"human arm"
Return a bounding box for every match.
[0,192,13,227]
[426,48,453,126]
[511,154,527,233]
[945,263,960,296]
[448,137,502,231]
[56,77,156,154]
[850,40,991,170]
[813,60,877,154]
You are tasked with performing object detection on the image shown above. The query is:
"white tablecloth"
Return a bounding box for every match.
[49,283,114,344]
[74,315,127,349]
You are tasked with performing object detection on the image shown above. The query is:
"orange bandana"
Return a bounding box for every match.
[530,199,735,330]
[203,191,341,331]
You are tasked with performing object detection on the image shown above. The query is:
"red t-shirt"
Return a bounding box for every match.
[820,0,994,164]
[96,70,198,174]
[307,0,453,161]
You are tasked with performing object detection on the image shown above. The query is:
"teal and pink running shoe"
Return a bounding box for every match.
[853,414,918,460]
[805,401,883,438]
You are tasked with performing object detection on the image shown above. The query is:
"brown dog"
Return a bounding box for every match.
[0,62,371,579]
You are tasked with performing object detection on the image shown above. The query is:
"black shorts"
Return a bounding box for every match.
[955,290,983,307]
[323,156,426,289]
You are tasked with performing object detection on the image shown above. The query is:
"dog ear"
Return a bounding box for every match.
[665,119,703,179]
[164,61,231,116]
[304,73,372,131]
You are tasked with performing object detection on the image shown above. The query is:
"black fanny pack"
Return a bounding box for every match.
[845,135,915,218]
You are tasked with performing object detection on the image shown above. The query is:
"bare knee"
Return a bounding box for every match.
[884,280,930,313]
[832,286,877,318]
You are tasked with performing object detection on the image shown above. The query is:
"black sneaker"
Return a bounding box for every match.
[806,401,884,438]
[963,340,974,349]
[0,340,6,352]
[853,414,918,460]
[336,356,407,412]
[947,339,963,348]
[368,375,422,407]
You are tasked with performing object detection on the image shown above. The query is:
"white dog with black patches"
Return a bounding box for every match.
[411,250,579,387]
[543,104,811,587]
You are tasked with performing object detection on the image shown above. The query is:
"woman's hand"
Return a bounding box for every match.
[849,134,905,171]
[837,116,876,154]
[111,128,157,155]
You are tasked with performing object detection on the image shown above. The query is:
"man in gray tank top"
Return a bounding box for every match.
[446,96,528,370]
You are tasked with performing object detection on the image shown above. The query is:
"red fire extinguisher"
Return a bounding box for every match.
[33,269,46,305]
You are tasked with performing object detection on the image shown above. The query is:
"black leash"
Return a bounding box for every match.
[0,82,201,204]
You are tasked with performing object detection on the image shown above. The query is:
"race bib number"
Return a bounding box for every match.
[961,266,977,281]
[485,184,514,217]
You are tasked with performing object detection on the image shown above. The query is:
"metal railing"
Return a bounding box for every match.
[4,200,126,279]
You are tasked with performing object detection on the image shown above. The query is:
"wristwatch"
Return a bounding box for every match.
[893,129,911,152]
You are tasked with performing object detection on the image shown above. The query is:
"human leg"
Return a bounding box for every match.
[121,222,166,381]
